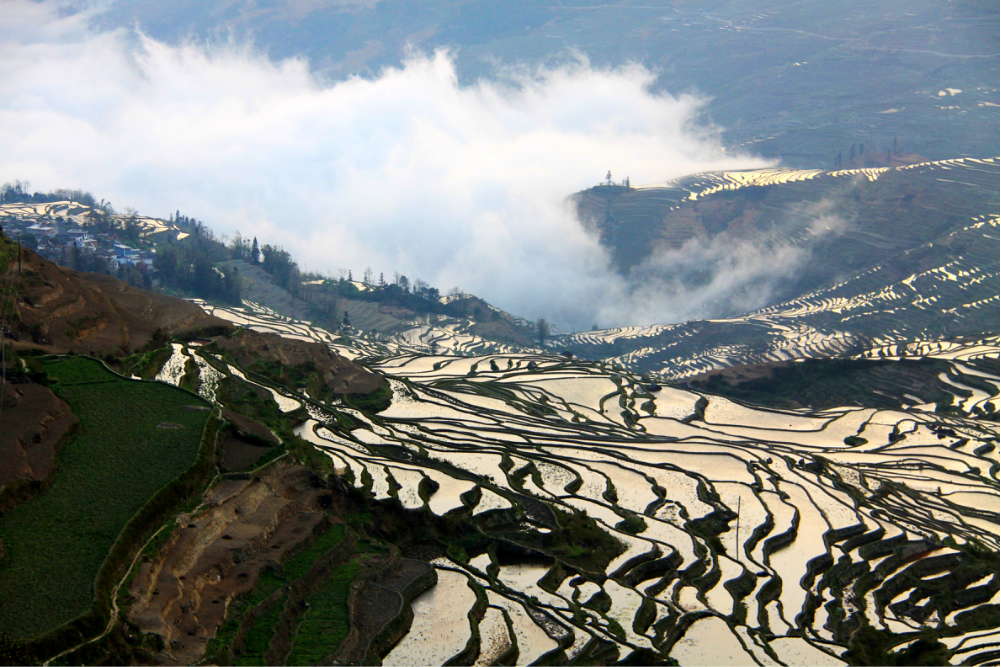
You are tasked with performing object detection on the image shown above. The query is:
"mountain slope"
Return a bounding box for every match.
[565,158,1000,379]
[8,241,232,355]
[574,157,998,314]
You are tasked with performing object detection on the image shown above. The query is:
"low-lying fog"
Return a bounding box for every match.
[0,0,825,330]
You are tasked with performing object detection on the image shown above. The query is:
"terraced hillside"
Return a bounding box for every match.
[3,174,996,664]
[172,299,999,666]
[564,205,999,379]
[0,199,545,349]
[574,157,999,317]
[0,201,184,239]
[195,299,541,359]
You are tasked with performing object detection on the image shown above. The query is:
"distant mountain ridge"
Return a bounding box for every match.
[3,155,997,371]
[563,157,999,378]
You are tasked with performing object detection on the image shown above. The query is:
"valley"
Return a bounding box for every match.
[0,0,997,663]
[0,224,995,664]
[147,296,1000,666]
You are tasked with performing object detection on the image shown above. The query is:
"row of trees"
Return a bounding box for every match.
[228,232,261,265]
[338,273,447,314]
[1,180,105,210]
[834,138,902,168]
[154,237,242,303]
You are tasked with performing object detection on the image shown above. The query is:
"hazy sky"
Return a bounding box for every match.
[0,0,786,330]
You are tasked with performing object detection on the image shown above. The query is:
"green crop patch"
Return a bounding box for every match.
[284,524,346,581]
[285,560,360,666]
[0,356,210,641]
[232,593,287,666]
[41,355,120,385]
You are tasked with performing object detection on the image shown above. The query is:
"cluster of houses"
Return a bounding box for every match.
[5,214,155,270]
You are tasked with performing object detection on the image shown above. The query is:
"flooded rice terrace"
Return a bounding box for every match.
[179,300,999,665]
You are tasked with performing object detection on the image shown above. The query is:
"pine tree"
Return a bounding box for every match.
[537,318,549,347]
[251,237,260,264]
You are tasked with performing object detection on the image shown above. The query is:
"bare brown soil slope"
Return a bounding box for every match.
[10,245,233,355]
[127,462,330,665]
[0,382,78,492]
[214,328,382,395]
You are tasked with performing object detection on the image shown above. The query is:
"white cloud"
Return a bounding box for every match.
[0,0,775,329]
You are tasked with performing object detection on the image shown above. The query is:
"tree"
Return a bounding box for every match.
[223,266,241,304]
[342,310,351,328]
[260,244,298,289]
[364,267,373,285]
[122,217,141,245]
[229,231,248,259]
[537,318,550,348]
[849,144,856,162]
[251,237,260,264]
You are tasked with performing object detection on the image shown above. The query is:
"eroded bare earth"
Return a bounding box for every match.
[127,462,329,665]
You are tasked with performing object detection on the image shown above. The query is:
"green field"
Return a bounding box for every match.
[0,356,210,640]
[285,560,360,666]
[232,593,287,667]
[284,524,346,580]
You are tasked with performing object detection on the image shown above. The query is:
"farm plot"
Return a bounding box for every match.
[0,356,211,641]
[201,300,1000,665]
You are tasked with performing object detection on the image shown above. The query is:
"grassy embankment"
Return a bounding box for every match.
[0,356,211,644]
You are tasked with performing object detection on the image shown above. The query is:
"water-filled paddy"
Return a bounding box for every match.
[197,299,1000,665]
[383,570,475,666]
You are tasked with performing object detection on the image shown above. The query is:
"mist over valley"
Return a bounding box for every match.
[0,2,997,666]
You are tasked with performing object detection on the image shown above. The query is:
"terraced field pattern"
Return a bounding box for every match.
[568,157,1000,381]
[175,298,1000,666]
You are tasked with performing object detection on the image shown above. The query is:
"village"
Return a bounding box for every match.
[0,199,186,276]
